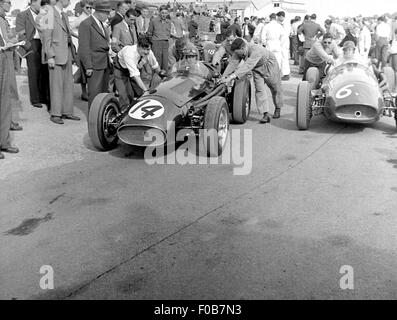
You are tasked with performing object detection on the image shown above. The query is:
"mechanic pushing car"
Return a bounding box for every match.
[211,29,237,68]
[114,35,165,110]
[219,38,283,124]
[302,33,342,81]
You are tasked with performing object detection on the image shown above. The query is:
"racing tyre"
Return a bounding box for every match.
[296,81,312,130]
[88,93,121,151]
[232,78,251,124]
[306,67,320,89]
[202,97,230,157]
[384,67,396,92]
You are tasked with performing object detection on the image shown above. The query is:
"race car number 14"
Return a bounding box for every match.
[129,99,165,120]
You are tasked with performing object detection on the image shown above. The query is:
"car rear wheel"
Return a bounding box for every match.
[202,97,230,157]
[384,67,396,92]
[88,93,121,151]
[232,78,251,124]
[296,81,312,130]
[306,67,320,89]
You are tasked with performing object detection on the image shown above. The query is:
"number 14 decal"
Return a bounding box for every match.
[128,99,165,120]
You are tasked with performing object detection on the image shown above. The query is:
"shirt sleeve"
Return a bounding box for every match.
[222,53,241,77]
[212,44,226,65]
[313,41,334,63]
[234,49,263,79]
[148,50,160,70]
[122,49,140,78]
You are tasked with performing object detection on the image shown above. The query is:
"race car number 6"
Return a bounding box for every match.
[336,84,355,99]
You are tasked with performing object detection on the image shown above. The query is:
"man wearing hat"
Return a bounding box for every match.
[42,0,80,125]
[78,0,112,108]
[335,41,365,66]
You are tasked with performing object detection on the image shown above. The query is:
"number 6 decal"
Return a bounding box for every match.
[336,84,354,99]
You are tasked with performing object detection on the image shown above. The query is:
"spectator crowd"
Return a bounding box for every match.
[1,0,397,158]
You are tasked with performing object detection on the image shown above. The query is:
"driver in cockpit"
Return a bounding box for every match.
[334,41,367,67]
[171,44,211,79]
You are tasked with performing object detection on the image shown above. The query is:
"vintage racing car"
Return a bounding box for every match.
[88,61,251,157]
[296,62,397,130]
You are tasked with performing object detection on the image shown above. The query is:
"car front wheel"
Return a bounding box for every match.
[88,93,121,151]
[202,97,230,157]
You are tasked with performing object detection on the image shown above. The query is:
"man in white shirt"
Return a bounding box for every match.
[252,18,264,45]
[277,11,291,80]
[114,35,162,109]
[261,13,285,73]
[15,0,50,110]
[358,19,371,60]
[375,16,391,68]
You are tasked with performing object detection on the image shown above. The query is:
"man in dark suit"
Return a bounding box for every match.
[15,0,50,109]
[42,0,80,125]
[110,1,129,31]
[78,1,112,108]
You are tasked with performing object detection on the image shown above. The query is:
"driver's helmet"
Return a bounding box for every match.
[183,44,199,58]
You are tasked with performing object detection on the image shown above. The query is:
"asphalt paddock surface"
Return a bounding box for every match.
[0,66,396,300]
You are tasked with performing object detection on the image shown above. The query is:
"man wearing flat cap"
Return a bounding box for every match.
[78,0,112,108]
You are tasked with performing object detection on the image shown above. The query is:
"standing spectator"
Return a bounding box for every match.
[389,29,397,73]
[340,24,359,47]
[220,14,231,41]
[188,11,199,41]
[136,7,151,35]
[42,0,80,125]
[261,13,285,72]
[325,19,346,45]
[290,16,301,65]
[0,1,19,158]
[297,13,325,74]
[229,17,242,38]
[78,1,112,109]
[0,0,22,131]
[277,11,291,81]
[111,8,138,53]
[110,1,129,31]
[171,12,186,39]
[147,5,172,70]
[70,0,93,33]
[359,19,372,60]
[375,16,391,68]
[242,17,255,42]
[252,17,264,44]
[15,0,50,109]
[70,0,93,102]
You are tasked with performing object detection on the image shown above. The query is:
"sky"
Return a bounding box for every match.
[10,0,397,17]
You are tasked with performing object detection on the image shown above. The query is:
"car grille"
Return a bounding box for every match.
[118,125,166,147]
[335,105,378,121]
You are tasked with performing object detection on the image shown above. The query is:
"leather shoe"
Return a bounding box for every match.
[260,113,271,124]
[273,108,281,119]
[33,103,43,108]
[62,114,81,121]
[50,116,64,124]
[281,75,290,81]
[81,95,88,101]
[1,146,19,154]
[0,152,4,160]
